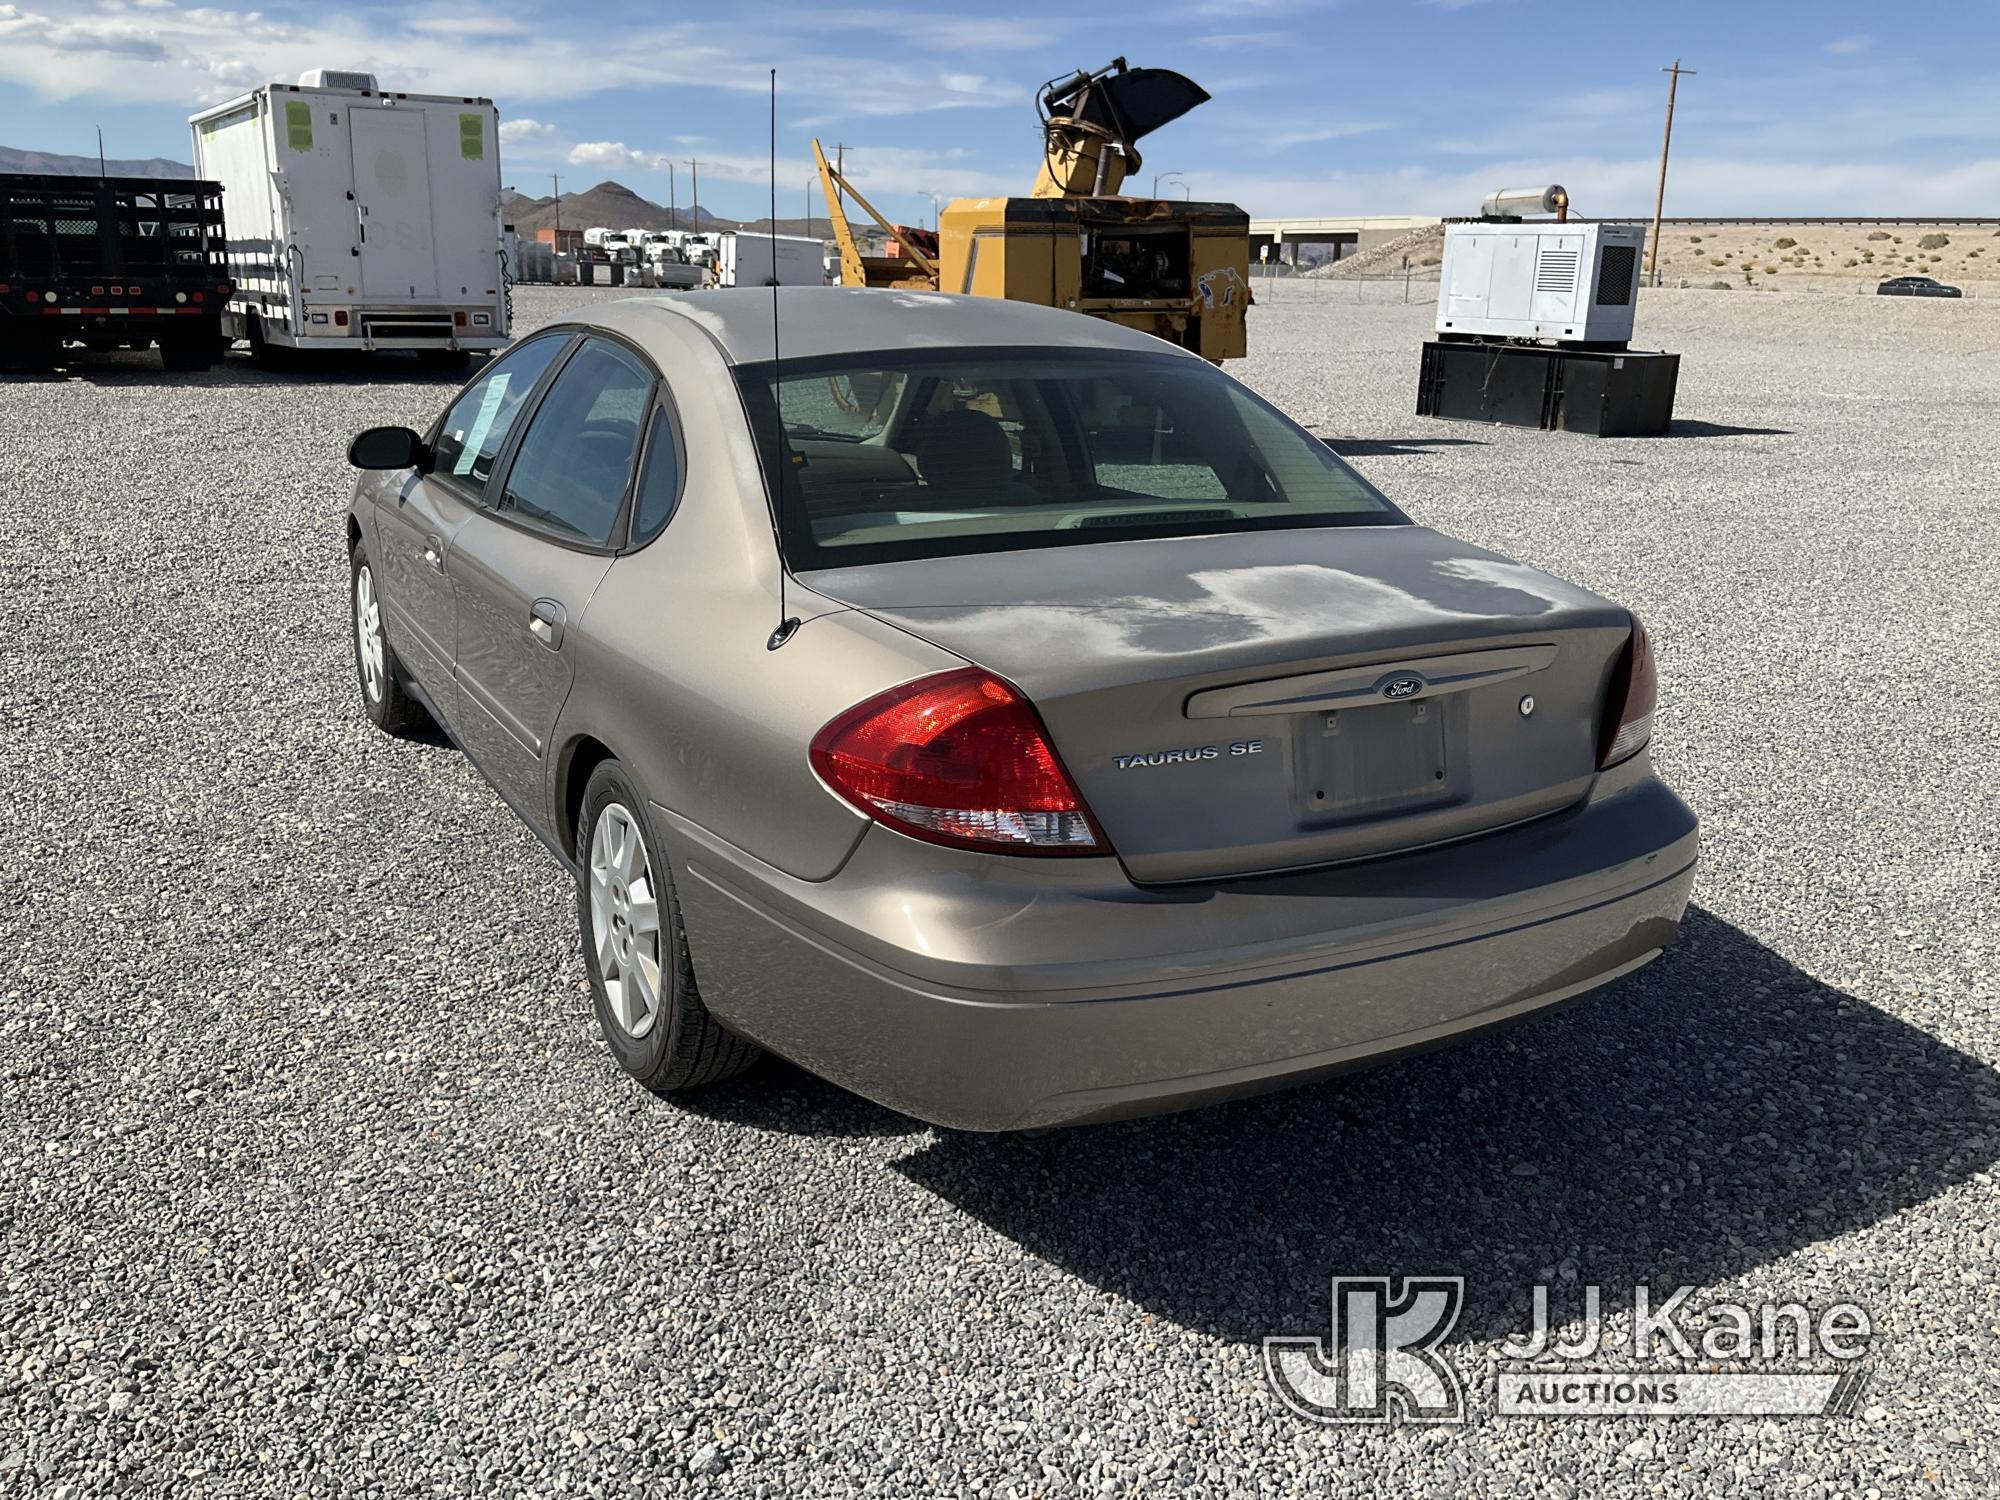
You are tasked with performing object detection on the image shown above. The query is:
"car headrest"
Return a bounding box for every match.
[915,407,1013,506]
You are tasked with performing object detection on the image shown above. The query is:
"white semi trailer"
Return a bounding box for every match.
[717,232,827,288]
[189,71,509,365]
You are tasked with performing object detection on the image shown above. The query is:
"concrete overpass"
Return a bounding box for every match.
[1248,215,1439,266]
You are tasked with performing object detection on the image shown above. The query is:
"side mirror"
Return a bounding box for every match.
[348,425,427,470]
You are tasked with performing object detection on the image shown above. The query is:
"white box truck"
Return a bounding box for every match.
[718,232,826,288]
[190,71,509,364]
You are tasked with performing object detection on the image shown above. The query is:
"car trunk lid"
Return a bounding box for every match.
[802,526,1635,882]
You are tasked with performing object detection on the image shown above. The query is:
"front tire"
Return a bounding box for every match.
[350,541,424,735]
[577,761,759,1094]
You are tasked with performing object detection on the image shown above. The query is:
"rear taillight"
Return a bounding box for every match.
[1598,616,1658,768]
[810,668,1107,855]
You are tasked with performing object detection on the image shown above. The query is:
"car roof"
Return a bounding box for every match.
[564,286,1199,367]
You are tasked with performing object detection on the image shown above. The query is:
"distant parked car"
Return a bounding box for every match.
[1876,275,1962,299]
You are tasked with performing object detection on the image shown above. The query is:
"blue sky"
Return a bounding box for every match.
[2,0,1996,223]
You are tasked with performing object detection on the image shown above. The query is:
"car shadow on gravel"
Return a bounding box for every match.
[679,1058,930,1139]
[893,906,2000,1344]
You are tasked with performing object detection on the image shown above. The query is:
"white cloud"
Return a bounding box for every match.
[1196,32,1286,49]
[790,9,1061,54]
[559,137,1013,209]
[498,117,554,145]
[1824,34,1871,55]
[569,140,655,169]
[404,13,530,37]
[0,0,871,105]
[1264,120,1395,150]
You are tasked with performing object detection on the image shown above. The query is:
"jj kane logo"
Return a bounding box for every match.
[1265,1278,1466,1424]
[1265,1278,1875,1424]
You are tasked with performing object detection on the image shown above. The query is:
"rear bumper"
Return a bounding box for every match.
[662,773,1698,1131]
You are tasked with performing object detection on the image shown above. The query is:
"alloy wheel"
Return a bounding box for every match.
[355,563,386,704]
[589,802,664,1039]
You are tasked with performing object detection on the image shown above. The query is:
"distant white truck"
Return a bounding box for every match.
[718,232,827,288]
[636,233,705,289]
[189,70,509,365]
[585,228,638,265]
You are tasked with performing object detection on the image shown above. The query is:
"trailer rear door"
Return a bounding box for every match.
[351,106,439,300]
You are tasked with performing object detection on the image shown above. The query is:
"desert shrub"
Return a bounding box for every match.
[1708,281,1733,290]
[1774,236,1797,248]
[1844,258,1859,267]
[1420,255,1440,265]
[1866,230,1891,240]
[1764,264,1779,274]
[1918,233,1950,249]
[1709,256,1725,266]
[1689,235,1703,243]
[1892,236,1903,243]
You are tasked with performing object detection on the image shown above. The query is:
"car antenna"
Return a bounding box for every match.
[765,65,801,652]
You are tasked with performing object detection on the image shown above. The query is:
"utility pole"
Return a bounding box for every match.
[685,159,700,229]
[1648,60,1694,287]
[96,126,107,176]
[668,161,677,233]
[551,172,561,242]
[830,143,853,215]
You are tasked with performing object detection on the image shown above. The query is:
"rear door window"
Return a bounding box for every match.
[497,337,654,547]
[430,334,567,499]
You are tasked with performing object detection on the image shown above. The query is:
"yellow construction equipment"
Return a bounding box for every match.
[814,57,1251,362]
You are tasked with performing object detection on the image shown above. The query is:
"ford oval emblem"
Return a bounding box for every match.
[1382,676,1424,700]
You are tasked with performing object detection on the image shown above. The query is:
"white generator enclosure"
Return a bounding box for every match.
[719,233,827,288]
[189,81,509,355]
[1437,221,1644,345]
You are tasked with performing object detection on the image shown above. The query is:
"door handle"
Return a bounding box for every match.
[528,598,567,650]
[422,535,444,573]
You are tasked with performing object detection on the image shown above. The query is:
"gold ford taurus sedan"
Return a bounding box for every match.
[345,288,1696,1130]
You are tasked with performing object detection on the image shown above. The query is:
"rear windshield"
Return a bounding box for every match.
[734,346,1402,568]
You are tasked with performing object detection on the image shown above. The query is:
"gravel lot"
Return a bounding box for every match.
[2,283,1996,1497]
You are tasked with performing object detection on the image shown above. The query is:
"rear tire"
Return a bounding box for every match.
[159,332,216,371]
[1,329,59,373]
[350,541,424,736]
[417,349,471,372]
[576,761,760,1095]
[247,314,295,371]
